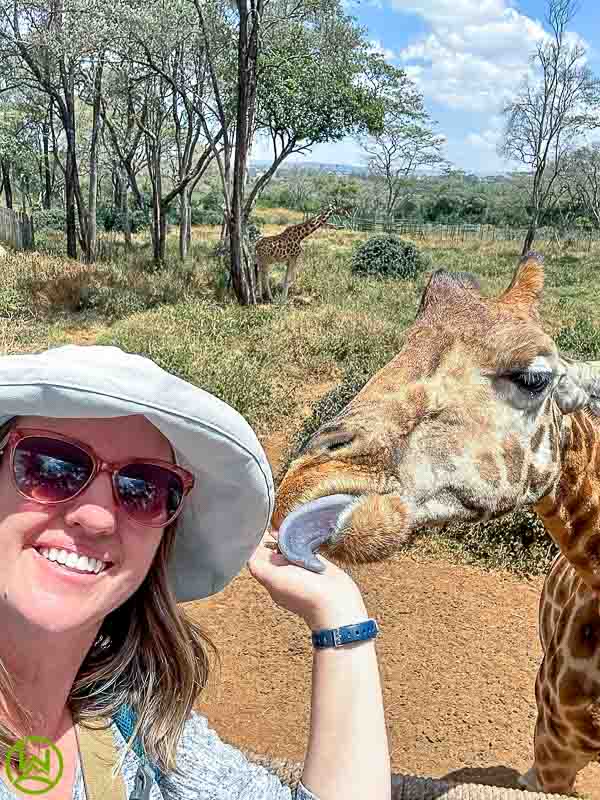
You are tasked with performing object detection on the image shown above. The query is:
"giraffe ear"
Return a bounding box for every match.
[498,252,544,313]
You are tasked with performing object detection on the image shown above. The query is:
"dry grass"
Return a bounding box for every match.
[2,224,599,431]
[252,207,304,224]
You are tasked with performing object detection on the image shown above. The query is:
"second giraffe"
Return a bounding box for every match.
[254,204,345,302]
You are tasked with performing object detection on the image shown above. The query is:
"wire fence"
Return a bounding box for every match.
[327,216,600,248]
[0,207,35,251]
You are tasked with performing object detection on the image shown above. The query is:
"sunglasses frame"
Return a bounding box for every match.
[0,427,195,528]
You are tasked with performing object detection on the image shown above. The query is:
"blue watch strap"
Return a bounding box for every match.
[311,619,379,648]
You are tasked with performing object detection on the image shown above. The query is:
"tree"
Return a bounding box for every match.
[247,7,388,216]
[501,0,600,254]
[114,0,221,262]
[0,96,41,209]
[562,142,600,227]
[194,0,398,305]
[0,0,110,259]
[357,64,447,219]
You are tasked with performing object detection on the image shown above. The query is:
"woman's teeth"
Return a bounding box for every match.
[36,547,108,574]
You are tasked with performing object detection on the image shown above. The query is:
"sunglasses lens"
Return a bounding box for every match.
[13,437,93,502]
[115,464,184,525]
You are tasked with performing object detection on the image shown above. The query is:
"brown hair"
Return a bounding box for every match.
[0,417,219,778]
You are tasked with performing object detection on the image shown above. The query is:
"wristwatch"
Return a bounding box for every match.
[311,619,380,648]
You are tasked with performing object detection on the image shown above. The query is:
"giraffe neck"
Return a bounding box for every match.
[534,410,600,591]
[295,208,334,241]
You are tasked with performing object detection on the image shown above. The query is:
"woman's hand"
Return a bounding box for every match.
[247,528,368,631]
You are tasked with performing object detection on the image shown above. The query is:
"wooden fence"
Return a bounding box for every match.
[0,207,35,251]
[327,216,600,247]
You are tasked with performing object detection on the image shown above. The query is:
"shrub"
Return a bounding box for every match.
[0,286,33,321]
[191,208,222,226]
[351,235,429,279]
[555,318,600,360]
[424,509,558,577]
[20,262,93,313]
[99,206,150,234]
[34,208,67,231]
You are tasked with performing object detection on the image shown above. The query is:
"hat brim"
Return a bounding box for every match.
[0,345,274,602]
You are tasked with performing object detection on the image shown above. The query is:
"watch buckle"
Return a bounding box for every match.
[332,628,343,647]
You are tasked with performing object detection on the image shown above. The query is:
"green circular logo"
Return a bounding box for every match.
[4,736,63,795]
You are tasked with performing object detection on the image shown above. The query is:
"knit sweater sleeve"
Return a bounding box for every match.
[162,710,320,800]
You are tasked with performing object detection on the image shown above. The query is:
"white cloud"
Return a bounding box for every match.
[465,130,499,151]
[465,116,504,151]
[394,0,553,113]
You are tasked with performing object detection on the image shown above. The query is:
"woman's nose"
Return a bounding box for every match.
[63,471,118,536]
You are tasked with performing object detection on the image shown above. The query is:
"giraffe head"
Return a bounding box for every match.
[274,253,600,583]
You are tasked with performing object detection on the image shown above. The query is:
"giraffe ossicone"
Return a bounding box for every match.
[274,251,600,795]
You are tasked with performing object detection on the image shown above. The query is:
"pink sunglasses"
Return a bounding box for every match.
[0,428,195,528]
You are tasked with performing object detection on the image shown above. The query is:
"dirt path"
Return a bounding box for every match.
[188,430,600,798]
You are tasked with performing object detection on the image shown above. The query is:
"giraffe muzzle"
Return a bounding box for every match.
[276,493,358,572]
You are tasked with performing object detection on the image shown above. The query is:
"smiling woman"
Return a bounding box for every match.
[0,344,390,800]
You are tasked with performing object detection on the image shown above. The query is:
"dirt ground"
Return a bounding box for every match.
[188,431,600,798]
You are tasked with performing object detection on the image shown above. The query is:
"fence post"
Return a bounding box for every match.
[0,207,35,251]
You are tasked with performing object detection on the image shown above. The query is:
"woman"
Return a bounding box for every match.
[0,344,390,800]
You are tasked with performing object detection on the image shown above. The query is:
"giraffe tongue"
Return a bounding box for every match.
[276,494,356,573]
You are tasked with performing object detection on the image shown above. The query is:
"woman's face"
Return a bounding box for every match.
[0,415,173,636]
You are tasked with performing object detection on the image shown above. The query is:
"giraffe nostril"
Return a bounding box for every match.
[325,434,355,452]
[301,429,355,455]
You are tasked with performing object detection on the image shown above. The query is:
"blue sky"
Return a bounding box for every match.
[253,0,600,174]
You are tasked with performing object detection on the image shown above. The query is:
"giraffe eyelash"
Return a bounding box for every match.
[506,370,553,394]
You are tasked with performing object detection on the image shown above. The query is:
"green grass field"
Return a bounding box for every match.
[2,222,599,577]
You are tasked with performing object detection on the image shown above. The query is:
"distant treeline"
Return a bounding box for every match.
[253,169,596,230]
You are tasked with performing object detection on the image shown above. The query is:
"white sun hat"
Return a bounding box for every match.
[0,344,274,602]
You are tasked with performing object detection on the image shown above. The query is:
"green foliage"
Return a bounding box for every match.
[98,206,150,234]
[191,208,222,226]
[96,301,295,431]
[0,286,32,321]
[34,208,67,231]
[419,510,558,576]
[351,235,429,278]
[256,15,393,158]
[555,318,600,359]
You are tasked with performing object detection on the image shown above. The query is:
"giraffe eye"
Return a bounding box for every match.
[509,370,552,394]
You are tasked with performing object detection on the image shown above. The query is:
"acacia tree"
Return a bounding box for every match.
[0,0,111,259]
[562,142,600,227]
[194,0,397,304]
[100,67,147,247]
[501,0,600,254]
[107,0,223,262]
[247,9,388,217]
[0,96,43,209]
[357,66,447,219]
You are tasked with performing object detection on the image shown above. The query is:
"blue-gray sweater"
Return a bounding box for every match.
[0,711,318,799]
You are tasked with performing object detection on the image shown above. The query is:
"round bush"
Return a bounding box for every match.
[351,235,429,279]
